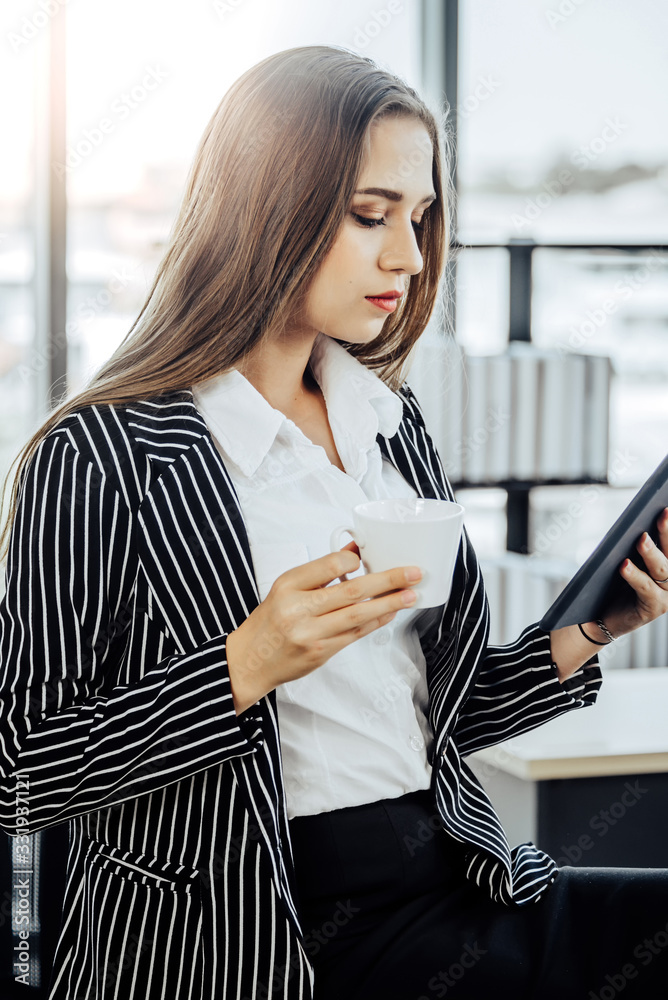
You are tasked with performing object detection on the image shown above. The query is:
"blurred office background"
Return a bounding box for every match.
[1,0,668,993]
[2,0,668,637]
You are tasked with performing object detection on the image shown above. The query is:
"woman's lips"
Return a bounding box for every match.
[365,296,399,313]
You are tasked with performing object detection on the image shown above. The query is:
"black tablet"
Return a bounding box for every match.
[538,451,668,631]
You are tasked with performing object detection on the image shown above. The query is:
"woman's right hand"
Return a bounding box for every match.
[226,541,423,715]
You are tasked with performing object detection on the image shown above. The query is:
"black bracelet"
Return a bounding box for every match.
[577,621,611,646]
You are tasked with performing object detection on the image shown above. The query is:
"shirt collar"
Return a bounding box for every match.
[308,332,404,451]
[191,332,404,478]
[191,369,284,478]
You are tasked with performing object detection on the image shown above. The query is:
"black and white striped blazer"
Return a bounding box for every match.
[0,382,602,1000]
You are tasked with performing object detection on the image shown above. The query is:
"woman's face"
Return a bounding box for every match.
[298,115,436,346]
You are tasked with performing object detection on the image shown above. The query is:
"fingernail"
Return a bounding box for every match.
[402,589,417,605]
[405,567,422,582]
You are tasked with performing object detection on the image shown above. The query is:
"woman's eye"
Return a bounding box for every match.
[351,212,424,233]
[351,212,385,228]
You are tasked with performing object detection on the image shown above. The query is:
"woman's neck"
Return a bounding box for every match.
[236,346,322,420]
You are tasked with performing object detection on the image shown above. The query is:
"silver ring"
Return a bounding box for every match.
[652,575,668,584]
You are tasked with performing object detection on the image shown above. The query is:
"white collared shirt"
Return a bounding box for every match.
[191,332,434,818]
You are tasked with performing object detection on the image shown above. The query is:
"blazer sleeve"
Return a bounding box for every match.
[453,618,603,757]
[0,432,264,837]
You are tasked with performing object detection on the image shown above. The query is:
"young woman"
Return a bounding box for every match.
[1,44,667,1000]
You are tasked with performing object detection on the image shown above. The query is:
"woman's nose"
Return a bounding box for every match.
[379,224,423,275]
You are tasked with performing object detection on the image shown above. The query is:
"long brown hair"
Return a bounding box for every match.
[0,43,453,563]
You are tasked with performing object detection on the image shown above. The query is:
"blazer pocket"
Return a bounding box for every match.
[86,839,201,896]
[250,542,310,603]
[81,837,205,999]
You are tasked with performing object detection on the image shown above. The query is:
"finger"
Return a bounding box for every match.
[621,555,652,585]
[308,564,423,617]
[284,548,421,600]
[306,608,401,662]
[657,507,668,553]
[636,532,668,584]
[311,586,418,641]
[283,549,361,593]
[335,540,361,585]
[619,558,666,620]
[342,539,360,557]
[337,609,400,644]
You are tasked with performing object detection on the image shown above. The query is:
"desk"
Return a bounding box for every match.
[467,668,668,868]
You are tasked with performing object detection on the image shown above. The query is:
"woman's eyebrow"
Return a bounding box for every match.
[354,187,437,205]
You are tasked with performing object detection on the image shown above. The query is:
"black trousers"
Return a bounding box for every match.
[288,788,668,1000]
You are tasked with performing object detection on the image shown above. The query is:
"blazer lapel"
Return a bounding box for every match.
[128,392,291,893]
[129,391,262,647]
[377,406,482,758]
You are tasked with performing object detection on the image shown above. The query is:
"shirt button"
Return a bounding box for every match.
[409,735,424,752]
[374,628,390,645]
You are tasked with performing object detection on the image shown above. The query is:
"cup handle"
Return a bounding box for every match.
[330,525,366,582]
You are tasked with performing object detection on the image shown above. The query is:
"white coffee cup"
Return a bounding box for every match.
[329,497,465,609]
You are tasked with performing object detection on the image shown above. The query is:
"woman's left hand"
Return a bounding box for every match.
[601,506,668,639]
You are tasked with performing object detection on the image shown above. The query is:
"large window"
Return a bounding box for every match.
[64,0,422,393]
[1,0,422,455]
[0,3,38,505]
[453,0,668,564]
[457,0,668,245]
